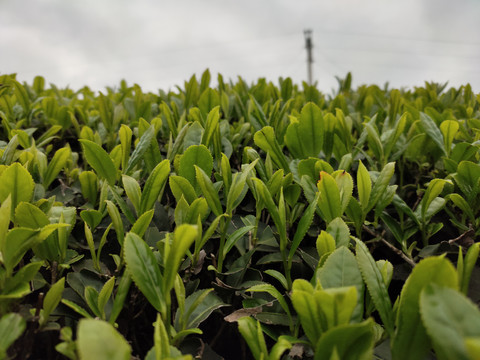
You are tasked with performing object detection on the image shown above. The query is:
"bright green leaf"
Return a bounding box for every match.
[0,163,35,217]
[79,140,117,185]
[420,284,480,360]
[124,232,165,314]
[77,319,131,360]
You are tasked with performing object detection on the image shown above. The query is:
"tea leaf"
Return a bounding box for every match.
[285,102,324,159]
[289,191,320,261]
[365,122,384,162]
[105,200,125,246]
[169,175,197,204]
[201,106,220,147]
[440,120,459,156]
[79,139,117,185]
[314,319,374,360]
[174,195,189,225]
[223,225,254,258]
[220,153,232,194]
[254,126,289,172]
[163,224,197,294]
[43,146,71,188]
[420,112,447,156]
[355,239,394,336]
[3,261,43,293]
[226,159,258,215]
[291,279,323,344]
[421,179,448,221]
[124,232,165,314]
[246,283,291,319]
[109,269,132,325]
[0,163,35,217]
[15,202,49,228]
[0,195,12,249]
[454,161,480,202]
[367,162,395,213]
[61,299,92,319]
[326,217,350,248]
[178,289,226,330]
[125,124,155,174]
[77,319,131,360]
[420,284,480,360]
[357,160,371,212]
[253,178,286,249]
[179,145,213,193]
[80,209,103,231]
[131,209,154,237]
[448,193,475,223]
[334,170,353,213]
[384,113,407,159]
[98,277,116,320]
[317,171,342,224]
[237,317,268,360]
[3,225,62,275]
[121,175,141,213]
[79,171,98,205]
[316,231,336,258]
[154,313,170,359]
[0,313,26,359]
[119,124,132,171]
[139,159,170,214]
[460,243,479,295]
[40,277,65,326]
[392,256,458,360]
[195,165,222,217]
[318,247,364,322]
[186,198,209,224]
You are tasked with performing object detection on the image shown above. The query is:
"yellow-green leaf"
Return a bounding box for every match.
[77,319,131,360]
[0,163,35,217]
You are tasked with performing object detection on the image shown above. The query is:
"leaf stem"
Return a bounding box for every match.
[217,216,230,273]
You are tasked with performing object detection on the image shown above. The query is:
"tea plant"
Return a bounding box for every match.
[0,71,479,359]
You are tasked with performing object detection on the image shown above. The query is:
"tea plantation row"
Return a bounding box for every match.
[0,71,479,359]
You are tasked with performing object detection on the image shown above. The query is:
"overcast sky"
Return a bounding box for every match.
[2,0,480,94]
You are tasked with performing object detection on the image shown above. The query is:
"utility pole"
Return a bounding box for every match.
[304,29,313,85]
